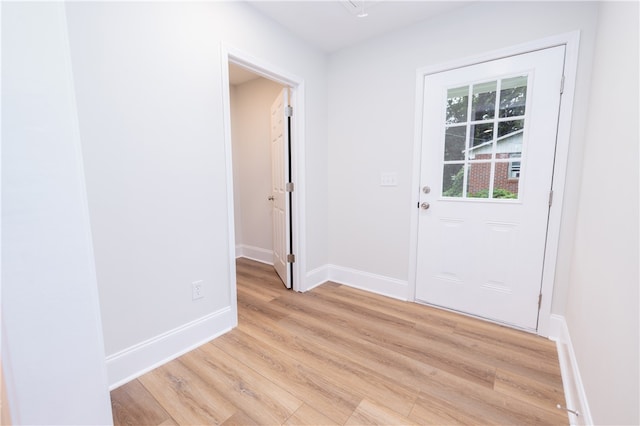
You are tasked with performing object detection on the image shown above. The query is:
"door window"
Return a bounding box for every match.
[442,75,528,200]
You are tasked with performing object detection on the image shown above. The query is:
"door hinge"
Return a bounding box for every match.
[560,75,565,94]
[538,293,543,311]
[548,190,554,207]
[287,253,295,263]
[285,182,294,192]
[285,105,293,117]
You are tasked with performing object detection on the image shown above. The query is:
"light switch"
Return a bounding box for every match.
[380,172,398,187]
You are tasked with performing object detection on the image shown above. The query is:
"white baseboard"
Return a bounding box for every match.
[549,314,593,425]
[305,265,329,292]
[327,264,408,301]
[106,307,234,389]
[235,244,273,265]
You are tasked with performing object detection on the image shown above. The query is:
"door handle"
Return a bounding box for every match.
[268,196,274,201]
[421,202,430,210]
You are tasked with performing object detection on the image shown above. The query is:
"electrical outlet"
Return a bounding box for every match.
[192,280,204,300]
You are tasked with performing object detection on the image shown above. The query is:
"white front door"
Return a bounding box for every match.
[270,88,291,289]
[415,46,565,330]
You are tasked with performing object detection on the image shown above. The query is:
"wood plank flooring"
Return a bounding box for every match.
[111,258,568,425]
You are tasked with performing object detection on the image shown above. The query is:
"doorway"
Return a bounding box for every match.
[228,65,291,289]
[413,46,566,331]
[223,48,306,294]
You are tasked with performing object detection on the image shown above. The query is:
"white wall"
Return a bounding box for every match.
[1,3,112,423]
[6,1,634,422]
[327,2,599,309]
[564,2,639,424]
[63,1,327,384]
[231,77,285,262]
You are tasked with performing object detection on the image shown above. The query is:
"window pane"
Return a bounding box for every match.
[471,81,497,121]
[442,163,464,197]
[444,126,466,161]
[442,76,527,203]
[446,86,468,124]
[499,76,527,118]
[498,119,524,138]
[466,163,491,198]
[493,161,520,199]
[470,122,494,150]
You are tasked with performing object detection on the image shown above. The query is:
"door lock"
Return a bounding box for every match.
[421,202,430,210]
[422,186,431,194]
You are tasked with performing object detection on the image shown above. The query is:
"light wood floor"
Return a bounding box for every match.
[111,258,568,425]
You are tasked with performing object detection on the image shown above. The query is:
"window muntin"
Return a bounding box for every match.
[442,75,528,200]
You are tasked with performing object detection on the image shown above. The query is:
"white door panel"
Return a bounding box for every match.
[415,46,565,330]
[271,88,291,289]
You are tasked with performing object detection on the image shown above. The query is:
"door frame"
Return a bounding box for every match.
[408,32,580,337]
[221,44,307,299]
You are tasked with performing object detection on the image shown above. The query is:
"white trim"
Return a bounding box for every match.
[61,3,113,419]
[407,62,426,303]
[408,31,581,337]
[537,31,581,337]
[416,32,579,77]
[549,315,593,425]
[235,244,274,265]
[220,44,239,330]
[221,44,307,295]
[327,265,408,301]
[305,265,329,291]
[290,82,307,292]
[106,307,233,390]
[547,313,562,341]
[302,264,408,299]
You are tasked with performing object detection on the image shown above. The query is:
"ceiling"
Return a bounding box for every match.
[229,1,473,84]
[246,1,473,53]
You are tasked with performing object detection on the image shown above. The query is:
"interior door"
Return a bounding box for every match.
[415,46,565,330]
[270,88,291,289]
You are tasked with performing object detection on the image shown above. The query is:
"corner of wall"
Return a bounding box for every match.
[302,263,408,300]
[236,245,273,265]
[327,265,408,301]
[106,308,234,389]
[549,314,593,425]
[304,265,329,292]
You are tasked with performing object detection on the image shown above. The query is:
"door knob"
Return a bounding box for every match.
[268,196,274,201]
[421,202,430,210]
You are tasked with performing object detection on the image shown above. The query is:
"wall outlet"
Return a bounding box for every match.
[192,280,204,300]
